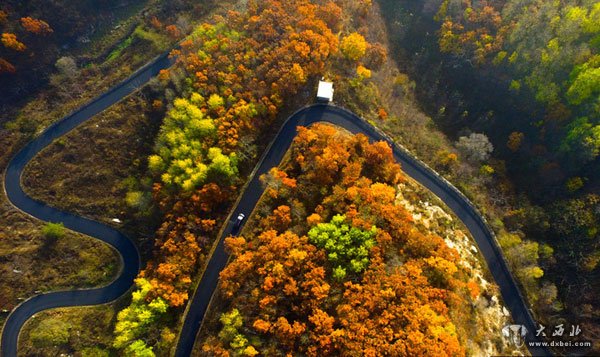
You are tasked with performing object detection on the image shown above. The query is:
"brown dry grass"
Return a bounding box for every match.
[22,95,161,238]
[17,297,129,356]
[0,195,119,332]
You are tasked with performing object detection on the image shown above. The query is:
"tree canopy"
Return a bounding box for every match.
[202,124,471,356]
[308,214,377,280]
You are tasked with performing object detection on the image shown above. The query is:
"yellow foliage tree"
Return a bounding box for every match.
[340,32,367,61]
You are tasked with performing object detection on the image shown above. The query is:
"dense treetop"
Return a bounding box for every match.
[437,0,599,175]
[201,124,475,356]
[112,0,353,354]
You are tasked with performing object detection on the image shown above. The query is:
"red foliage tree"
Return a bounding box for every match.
[0,58,16,74]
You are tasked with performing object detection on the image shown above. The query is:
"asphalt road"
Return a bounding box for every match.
[0,52,173,357]
[175,104,552,356]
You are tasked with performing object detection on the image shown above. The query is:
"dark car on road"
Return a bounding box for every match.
[232,213,245,234]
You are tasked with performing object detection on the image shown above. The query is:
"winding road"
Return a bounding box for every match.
[0,52,173,357]
[0,53,550,355]
[176,104,552,356]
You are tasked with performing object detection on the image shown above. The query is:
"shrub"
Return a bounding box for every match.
[308,214,377,279]
[42,222,65,242]
[30,318,71,348]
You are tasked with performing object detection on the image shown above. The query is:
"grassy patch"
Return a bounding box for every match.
[106,36,135,62]
[17,297,129,356]
[0,210,119,331]
[133,25,171,52]
[21,95,162,242]
[77,0,150,59]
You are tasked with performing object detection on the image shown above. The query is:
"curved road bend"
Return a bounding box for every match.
[176,104,552,356]
[1,53,174,357]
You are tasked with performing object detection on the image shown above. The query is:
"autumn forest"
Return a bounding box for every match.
[0,0,598,356]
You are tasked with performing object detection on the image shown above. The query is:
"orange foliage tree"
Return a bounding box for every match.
[143,182,232,306]
[20,17,53,35]
[171,0,339,153]
[165,24,181,39]
[115,1,344,353]
[138,0,341,311]
[1,33,26,51]
[203,124,470,356]
[437,0,505,63]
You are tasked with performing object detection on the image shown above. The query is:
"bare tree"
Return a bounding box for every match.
[50,56,81,99]
[456,132,493,162]
[55,56,78,79]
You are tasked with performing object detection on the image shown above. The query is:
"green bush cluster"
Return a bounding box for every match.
[30,318,71,348]
[218,309,258,356]
[42,222,66,242]
[113,278,168,357]
[148,96,238,192]
[308,214,377,280]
